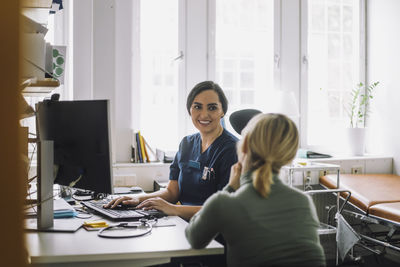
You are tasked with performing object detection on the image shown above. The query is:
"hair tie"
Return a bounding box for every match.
[264,158,273,165]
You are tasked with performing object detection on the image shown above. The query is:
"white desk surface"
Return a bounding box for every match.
[26,216,223,267]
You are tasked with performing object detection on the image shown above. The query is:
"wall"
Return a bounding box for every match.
[366,0,400,174]
[73,0,131,163]
[113,163,171,192]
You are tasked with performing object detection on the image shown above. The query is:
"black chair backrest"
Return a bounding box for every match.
[229,109,261,135]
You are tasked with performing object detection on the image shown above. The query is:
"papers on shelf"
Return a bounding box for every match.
[22,0,53,8]
[22,33,46,80]
[22,14,48,34]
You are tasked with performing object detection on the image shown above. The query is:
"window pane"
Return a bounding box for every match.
[215,0,274,122]
[307,0,360,146]
[140,0,179,151]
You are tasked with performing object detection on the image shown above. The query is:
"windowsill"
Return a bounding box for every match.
[307,154,393,161]
[113,162,171,167]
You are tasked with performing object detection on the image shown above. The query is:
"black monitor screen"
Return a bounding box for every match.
[36,99,113,194]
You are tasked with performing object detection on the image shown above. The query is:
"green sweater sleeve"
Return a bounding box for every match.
[185,193,223,249]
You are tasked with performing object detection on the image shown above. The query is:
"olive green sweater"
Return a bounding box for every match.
[185,173,326,267]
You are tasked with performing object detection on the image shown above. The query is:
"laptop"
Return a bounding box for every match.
[81,199,166,220]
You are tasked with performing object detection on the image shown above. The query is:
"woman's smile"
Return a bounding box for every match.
[190,90,224,136]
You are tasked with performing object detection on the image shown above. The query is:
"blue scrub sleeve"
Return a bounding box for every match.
[169,141,182,181]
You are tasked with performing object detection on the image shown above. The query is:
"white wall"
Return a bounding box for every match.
[73,0,132,163]
[115,0,134,162]
[367,0,400,174]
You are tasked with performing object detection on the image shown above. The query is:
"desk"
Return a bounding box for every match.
[26,216,224,267]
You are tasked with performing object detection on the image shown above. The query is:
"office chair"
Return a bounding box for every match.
[229,109,261,135]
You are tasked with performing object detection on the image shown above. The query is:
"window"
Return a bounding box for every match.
[69,1,366,161]
[304,0,363,149]
[213,0,275,135]
[138,0,179,151]
[136,0,275,149]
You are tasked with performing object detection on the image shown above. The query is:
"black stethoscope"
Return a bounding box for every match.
[98,218,157,238]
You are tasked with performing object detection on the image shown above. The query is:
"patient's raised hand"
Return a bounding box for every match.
[228,162,242,191]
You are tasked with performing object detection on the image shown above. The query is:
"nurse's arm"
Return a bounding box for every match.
[173,205,202,221]
[137,179,180,203]
[137,187,202,220]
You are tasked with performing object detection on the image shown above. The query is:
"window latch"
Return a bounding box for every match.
[172,51,184,62]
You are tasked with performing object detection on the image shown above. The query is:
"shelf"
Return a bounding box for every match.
[22,0,52,8]
[282,162,340,172]
[21,78,59,96]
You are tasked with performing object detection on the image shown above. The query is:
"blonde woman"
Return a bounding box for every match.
[185,113,326,267]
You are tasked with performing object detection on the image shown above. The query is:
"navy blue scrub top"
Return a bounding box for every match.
[169,129,238,206]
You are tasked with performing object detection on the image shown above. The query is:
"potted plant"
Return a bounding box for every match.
[346,81,380,155]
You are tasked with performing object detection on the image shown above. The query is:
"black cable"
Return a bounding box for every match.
[28,175,37,183]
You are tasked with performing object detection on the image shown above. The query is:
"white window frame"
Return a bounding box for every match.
[206,0,283,117]
[69,0,367,162]
[299,0,366,150]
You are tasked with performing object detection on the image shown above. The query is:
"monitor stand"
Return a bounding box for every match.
[25,198,83,232]
[28,141,82,232]
[37,140,54,229]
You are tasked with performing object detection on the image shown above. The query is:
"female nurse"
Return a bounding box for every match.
[105,81,238,220]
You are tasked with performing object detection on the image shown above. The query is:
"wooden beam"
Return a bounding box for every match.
[0,0,27,266]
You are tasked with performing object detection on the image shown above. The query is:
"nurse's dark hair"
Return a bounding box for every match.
[186,81,228,115]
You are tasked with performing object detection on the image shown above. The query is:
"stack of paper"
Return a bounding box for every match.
[53,198,77,218]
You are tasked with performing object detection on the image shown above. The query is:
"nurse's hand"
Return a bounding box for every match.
[136,197,177,216]
[228,162,242,191]
[103,196,140,209]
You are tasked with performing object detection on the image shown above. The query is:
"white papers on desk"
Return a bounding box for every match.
[25,199,82,232]
[53,198,77,218]
[25,198,77,218]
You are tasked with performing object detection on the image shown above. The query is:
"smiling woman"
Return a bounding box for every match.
[105,81,238,221]
[187,81,228,151]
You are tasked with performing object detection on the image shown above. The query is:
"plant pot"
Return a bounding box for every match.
[346,127,366,156]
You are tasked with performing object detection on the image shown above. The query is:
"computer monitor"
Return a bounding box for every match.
[36,99,113,195]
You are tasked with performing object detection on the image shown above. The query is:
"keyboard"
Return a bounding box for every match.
[81,200,166,220]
